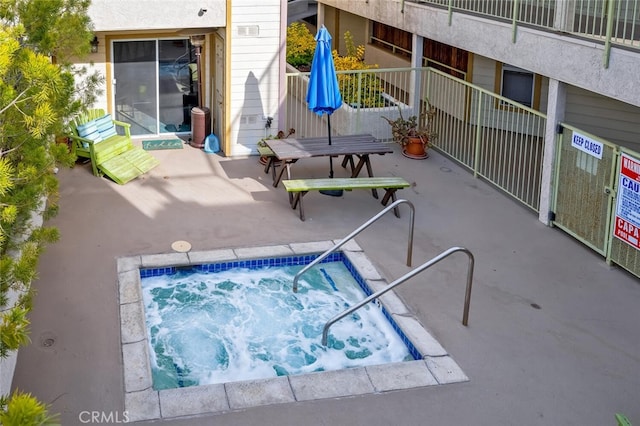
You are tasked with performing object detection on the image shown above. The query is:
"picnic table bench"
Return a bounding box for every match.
[257,144,280,181]
[264,134,394,198]
[282,177,411,221]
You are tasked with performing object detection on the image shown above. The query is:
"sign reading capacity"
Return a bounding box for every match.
[614,153,640,250]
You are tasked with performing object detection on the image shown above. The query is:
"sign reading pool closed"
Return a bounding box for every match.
[614,153,640,250]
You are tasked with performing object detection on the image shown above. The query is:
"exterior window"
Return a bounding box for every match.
[500,64,534,107]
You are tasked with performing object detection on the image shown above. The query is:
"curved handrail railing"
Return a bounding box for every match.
[292,199,415,293]
[321,246,474,346]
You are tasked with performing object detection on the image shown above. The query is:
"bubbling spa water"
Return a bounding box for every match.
[141,260,414,390]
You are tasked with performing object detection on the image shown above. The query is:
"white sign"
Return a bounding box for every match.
[614,153,640,250]
[571,131,603,159]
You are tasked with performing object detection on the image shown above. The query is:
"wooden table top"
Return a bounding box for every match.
[264,134,393,161]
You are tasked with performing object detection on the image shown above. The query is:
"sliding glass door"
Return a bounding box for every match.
[113,39,198,136]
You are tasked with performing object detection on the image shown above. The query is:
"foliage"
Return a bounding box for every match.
[382,101,438,147]
[0,391,59,426]
[11,0,94,65]
[286,22,316,70]
[615,413,632,426]
[332,30,383,108]
[286,24,384,108]
[0,0,101,423]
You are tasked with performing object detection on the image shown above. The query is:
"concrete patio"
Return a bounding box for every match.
[12,140,640,425]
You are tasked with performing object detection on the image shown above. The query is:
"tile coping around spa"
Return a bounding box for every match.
[117,240,468,422]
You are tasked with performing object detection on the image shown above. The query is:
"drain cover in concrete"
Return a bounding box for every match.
[171,240,192,252]
[38,331,57,352]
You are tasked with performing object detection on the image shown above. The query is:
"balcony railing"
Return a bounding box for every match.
[406,0,639,66]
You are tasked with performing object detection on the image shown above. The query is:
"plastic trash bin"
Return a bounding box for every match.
[190,106,210,149]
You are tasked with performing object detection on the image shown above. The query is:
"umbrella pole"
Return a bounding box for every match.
[320,114,343,197]
[328,115,334,177]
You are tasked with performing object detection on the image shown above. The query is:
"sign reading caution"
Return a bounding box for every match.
[614,153,640,250]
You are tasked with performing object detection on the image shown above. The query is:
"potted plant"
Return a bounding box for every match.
[382,102,437,159]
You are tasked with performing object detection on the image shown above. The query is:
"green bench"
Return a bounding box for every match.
[282,177,411,221]
[68,109,159,184]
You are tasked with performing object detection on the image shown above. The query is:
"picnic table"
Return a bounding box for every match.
[264,134,394,193]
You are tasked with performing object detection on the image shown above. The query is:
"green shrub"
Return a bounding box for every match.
[286,22,316,69]
[0,391,59,426]
[286,24,385,108]
[333,31,384,108]
[1,1,101,423]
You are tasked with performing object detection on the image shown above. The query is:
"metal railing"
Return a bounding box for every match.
[286,66,419,140]
[292,199,415,293]
[426,68,547,212]
[286,67,547,212]
[405,0,639,66]
[408,0,639,48]
[321,246,475,346]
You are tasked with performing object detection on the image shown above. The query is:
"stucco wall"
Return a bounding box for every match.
[89,0,225,31]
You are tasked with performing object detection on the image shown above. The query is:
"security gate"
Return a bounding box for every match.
[552,123,640,278]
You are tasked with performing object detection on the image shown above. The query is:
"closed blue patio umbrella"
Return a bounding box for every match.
[306,25,343,196]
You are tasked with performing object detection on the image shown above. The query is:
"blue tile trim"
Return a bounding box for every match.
[139,266,176,278]
[341,256,422,360]
[139,253,343,277]
[139,251,421,360]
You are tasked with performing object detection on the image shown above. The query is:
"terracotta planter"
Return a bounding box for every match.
[402,136,428,159]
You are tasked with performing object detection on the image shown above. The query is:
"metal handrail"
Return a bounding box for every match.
[292,199,415,293]
[321,246,475,346]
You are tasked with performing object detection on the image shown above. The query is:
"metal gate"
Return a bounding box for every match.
[552,123,640,278]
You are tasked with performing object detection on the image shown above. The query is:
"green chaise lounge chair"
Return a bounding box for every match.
[69,109,159,184]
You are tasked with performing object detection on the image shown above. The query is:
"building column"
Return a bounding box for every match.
[411,34,424,114]
[553,0,576,32]
[278,0,288,132]
[317,2,325,27]
[539,78,567,225]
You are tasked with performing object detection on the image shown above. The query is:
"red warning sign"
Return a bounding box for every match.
[614,153,640,250]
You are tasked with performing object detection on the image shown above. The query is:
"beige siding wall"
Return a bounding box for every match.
[565,88,640,151]
[469,55,495,92]
[229,0,282,156]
